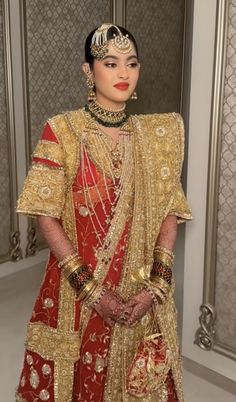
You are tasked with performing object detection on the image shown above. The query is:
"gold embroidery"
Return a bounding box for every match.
[20,376,26,387]
[26,322,80,361]
[26,354,34,365]
[33,140,64,166]
[104,113,190,402]
[39,389,50,400]
[47,114,81,402]
[72,111,133,281]
[54,359,74,402]
[17,110,191,402]
[43,298,54,308]
[17,164,65,218]
[42,364,51,375]
[15,393,27,402]
[168,182,192,223]
[29,368,40,389]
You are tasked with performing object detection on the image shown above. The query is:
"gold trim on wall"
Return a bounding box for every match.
[1,0,22,263]
[195,0,236,361]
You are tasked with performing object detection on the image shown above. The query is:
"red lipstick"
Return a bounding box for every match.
[113,82,129,90]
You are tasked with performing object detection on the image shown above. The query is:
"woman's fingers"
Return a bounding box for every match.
[125,305,141,327]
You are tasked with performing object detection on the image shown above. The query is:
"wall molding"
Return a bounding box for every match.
[195,0,236,361]
[1,0,22,263]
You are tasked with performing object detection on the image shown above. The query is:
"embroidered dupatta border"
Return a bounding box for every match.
[103,113,186,402]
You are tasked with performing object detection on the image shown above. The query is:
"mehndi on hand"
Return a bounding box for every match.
[124,289,154,327]
[94,289,127,327]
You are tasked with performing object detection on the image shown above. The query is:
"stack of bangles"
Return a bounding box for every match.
[146,246,174,305]
[58,253,106,307]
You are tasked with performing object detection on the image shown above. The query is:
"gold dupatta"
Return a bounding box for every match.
[103,113,187,402]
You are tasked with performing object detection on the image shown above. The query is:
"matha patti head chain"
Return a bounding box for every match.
[90,23,133,60]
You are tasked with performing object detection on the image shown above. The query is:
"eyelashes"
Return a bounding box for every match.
[104,62,139,68]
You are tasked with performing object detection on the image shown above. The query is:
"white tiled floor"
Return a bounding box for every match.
[183,369,236,402]
[0,264,235,402]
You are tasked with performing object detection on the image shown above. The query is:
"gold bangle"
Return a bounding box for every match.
[58,252,79,268]
[151,287,166,304]
[151,277,171,295]
[63,258,84,279]
[86,285,106,307]
[83,281,98,302]
[77,279,98,301]
[154,246,174,258]
[153,250,174,268]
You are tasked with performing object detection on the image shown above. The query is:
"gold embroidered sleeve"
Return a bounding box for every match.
[17,124,66,218]
[168,181,192,223]
[168,113,192,223]
[17,163,65,218]
[33,140,64,165]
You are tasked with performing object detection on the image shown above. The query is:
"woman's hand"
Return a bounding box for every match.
[94,289,129,327]
[123,289,153,327]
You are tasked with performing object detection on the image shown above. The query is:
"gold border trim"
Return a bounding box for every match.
[1,0,22,263]
[196,0,236,361]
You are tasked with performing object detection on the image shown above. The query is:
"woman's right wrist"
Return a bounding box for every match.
[58,253,98,302]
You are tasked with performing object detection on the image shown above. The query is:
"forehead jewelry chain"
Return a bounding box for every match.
[91,23,133,60]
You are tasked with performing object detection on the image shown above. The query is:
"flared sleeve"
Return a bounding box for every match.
[17,122,66,218]
[168,181,192,223]
[168,113,192,223]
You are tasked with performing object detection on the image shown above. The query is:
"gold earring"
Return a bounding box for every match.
[86,76,96,102]
[131,91,137,100]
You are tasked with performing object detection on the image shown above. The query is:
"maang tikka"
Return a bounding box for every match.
[91,23,133,60]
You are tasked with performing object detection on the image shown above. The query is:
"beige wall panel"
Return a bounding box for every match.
[0,0,21,262]
[215,0,236,352]
[125,0,185,114]
[0,0,11,257]
[23,0,113,150]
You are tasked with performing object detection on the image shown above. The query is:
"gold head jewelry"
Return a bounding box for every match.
[91,23,133,60]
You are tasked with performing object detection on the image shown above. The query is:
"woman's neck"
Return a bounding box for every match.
[95,97,126,112]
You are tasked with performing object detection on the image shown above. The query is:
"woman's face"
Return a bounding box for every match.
[85,41,140,109]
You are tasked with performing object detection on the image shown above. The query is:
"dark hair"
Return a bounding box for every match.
[84,24,139,67]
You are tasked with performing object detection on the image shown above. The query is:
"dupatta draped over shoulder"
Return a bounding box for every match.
[17,109,192,402]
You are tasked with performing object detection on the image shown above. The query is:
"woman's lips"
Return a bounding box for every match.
[113,82,129,90]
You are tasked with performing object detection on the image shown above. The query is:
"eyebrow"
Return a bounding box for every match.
[102,54,138,61]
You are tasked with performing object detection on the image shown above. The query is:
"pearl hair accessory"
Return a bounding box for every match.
[91,23,133,60]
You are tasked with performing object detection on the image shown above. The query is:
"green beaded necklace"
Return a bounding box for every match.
[84,101,128,128]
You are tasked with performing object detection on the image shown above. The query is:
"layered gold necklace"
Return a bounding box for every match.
[66,110,134,248]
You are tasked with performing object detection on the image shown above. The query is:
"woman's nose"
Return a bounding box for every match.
[118,65,129,79]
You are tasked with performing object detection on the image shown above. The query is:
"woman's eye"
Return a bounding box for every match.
[104,63,117,68]
[127,62,139,68]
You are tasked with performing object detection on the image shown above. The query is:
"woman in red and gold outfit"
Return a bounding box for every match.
[16,24,192,402]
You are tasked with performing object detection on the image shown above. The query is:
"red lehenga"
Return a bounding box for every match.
[16,110,192,402]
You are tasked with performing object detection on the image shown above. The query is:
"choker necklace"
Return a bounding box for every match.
[84,100,128,128]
